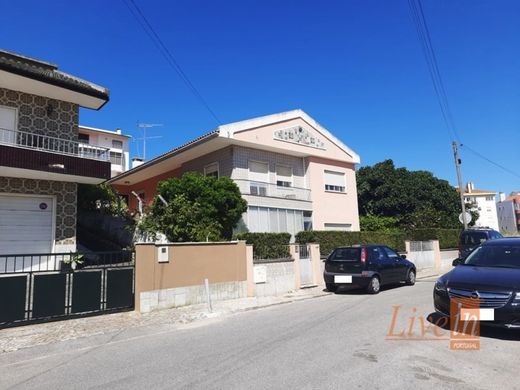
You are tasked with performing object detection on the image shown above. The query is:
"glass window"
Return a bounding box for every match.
[204,162,219,178]
[369,247,386,262]
[330,248,361,262]
[269,208,279,232]
[383,247,400,260]
[324,170,346,193]
[248,161,269,182]
[109,151,123,165]
[276,165,292,187]
[78,133,89,143]
[112,139,123,149]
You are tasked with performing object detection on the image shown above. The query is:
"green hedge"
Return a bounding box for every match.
[235,232,291,259]
[295,229,460,257]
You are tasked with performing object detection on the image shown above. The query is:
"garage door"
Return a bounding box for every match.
[0,195,54,255]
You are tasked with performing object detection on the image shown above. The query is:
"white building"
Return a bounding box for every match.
[462,182,499,230]
[78,126,130,177]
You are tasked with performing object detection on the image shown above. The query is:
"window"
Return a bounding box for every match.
[485,196,495,201]
[276,165,292,187]
[247,206,304,238]
[78,133,90,143]
[249,161,269,196]
[0,105,17,144]
[204,162,219,178]
[112,139,123,149]
[383,246,400,260]
[324,170,346,193]
[324,223,352,231]
[109,151,123,165]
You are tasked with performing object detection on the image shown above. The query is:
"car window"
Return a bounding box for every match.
[461,232,487,245]
[369,247,386,263]
[383,247,400,260]
[464,245,520,268]
[329,248,360,262]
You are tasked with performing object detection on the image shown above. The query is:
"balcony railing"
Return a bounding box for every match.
[234,179,311,201]
[0,127,110,162]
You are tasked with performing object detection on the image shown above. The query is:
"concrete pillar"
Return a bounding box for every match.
[404,240,411,255]
[289,244,301,289]
[432,240,441,272]
[134,243,157,312]
[245,244,255,297]
[310,243,322,286]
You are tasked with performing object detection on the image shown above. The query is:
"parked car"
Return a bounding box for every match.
[458,228,502,260]
[434,238,520,328]
[323,245,416,294]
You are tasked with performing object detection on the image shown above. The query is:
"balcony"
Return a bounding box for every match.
[234,179,311,202]
[0,127,111,183]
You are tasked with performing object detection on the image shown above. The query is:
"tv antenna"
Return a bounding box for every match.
[136,121,163,160]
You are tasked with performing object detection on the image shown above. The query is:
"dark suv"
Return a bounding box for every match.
[459,228,503,260]
[323,245,416,294]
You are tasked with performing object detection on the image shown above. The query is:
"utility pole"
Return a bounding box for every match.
[453,141,468,229]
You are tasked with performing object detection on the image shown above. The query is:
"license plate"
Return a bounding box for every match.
[335,275,352,283]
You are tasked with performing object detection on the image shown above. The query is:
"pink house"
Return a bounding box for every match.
[109,110,360,236]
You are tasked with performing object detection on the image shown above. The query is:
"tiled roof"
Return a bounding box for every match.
[0,49,109,101]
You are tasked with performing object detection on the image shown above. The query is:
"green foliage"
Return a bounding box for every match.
[360,215,399,232]
[296,228,461,257]
[141,172,247,242]
[77,184,128,216]
[356,160,461,229]
[464,201,480,227]
[235,232,291,259]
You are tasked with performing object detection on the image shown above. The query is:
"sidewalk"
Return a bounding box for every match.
[0,287,330,354]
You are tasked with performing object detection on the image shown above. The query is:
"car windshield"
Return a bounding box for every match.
[461,232,488,245]
[463,245,520,268]
[329,248,361,262]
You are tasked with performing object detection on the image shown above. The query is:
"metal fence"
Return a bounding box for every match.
[233,179,311,201]
[0,251,134,328]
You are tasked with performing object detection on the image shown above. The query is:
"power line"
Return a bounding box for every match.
[122,0,222,124]
[408,0,518,183]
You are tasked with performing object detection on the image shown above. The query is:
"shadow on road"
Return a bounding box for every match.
[427,312,520,341]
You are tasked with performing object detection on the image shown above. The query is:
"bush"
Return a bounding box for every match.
[296,228,461,257]
[235,232,291,259]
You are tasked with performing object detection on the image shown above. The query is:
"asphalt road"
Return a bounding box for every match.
[1,279,520,390]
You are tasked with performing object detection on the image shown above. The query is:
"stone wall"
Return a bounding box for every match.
[0,176,77,250]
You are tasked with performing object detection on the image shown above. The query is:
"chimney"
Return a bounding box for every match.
[466,182,474,193]
[132,157,144,169]
[115,128,122,135]
[499,192,506,202]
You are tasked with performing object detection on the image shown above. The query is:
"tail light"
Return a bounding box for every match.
[360,247,368,263]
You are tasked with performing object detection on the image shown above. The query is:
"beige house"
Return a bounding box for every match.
[110,110,360,237]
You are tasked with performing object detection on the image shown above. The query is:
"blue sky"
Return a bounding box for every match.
[2,1,519,194]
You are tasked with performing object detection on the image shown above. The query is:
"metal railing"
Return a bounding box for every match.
[0,127,110,161]
[234,179,311,201]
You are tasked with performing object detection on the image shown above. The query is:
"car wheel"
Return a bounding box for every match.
[406,269,416,286]
[366,276,380,294]
[326,283,337,292]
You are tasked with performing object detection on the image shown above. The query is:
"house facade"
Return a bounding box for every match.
[110,110,361,237]
[0,49,110,254]
[496,192,520,233]
[78,125,130,177]
[462,182,499,230]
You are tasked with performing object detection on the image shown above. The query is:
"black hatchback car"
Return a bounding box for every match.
[434,238,520,328]
[323,245,416,294]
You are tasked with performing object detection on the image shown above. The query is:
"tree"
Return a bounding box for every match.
[77,183,128,216]
[359,215,399,232]
[356,160,461,229]
[141,172,247,242]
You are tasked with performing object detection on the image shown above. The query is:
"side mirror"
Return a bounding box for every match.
[452,258,461,266]
[401,254,407,259]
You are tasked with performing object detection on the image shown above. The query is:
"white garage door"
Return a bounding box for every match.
[0,195,54,255]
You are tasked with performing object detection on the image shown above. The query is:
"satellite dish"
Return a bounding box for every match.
[459,212,472,225]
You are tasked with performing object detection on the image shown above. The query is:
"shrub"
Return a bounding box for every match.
[296,228,461,257]
[235,232,291,259]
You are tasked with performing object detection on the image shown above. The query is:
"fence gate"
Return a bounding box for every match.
[0,251,135,328]
[299,244,313,287]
